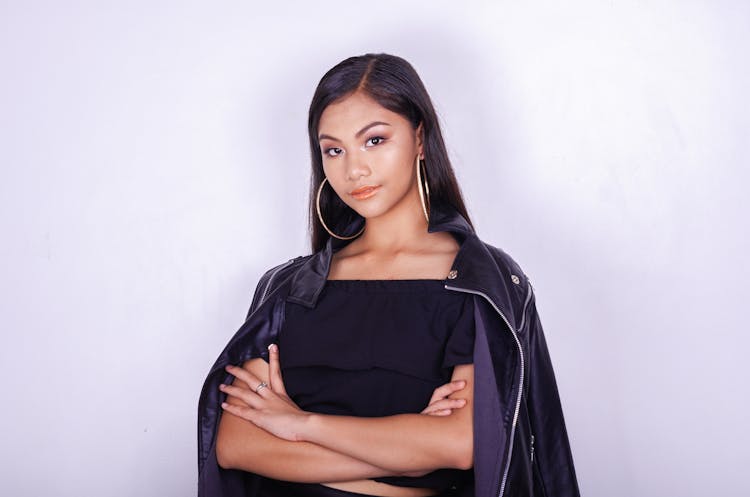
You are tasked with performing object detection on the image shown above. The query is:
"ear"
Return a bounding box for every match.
[416,121,424,156]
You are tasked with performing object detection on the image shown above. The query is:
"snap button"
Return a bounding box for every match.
[447,269,458,279]
[511,274,520,284]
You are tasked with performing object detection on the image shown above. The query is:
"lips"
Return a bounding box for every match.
[350,185,381,198]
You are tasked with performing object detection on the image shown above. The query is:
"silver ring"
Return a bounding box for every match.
[255,381,268,394]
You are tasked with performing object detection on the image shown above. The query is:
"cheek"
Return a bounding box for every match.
[321,165,348,198]
[322,161,339,181]
[380,149,415,184]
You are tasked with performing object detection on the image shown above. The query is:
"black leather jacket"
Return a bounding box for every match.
[197,201,580,497]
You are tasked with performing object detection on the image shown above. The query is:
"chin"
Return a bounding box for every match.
[347,202,388,220]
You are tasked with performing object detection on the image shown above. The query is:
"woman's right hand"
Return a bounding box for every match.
[420,380,467,416]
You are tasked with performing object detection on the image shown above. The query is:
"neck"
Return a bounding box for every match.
[357,189,429,252]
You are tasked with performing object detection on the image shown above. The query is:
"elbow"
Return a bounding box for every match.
[453,443,474,471]
[455,450,474,471]
[450,426,474,470]
[215,438,235,470]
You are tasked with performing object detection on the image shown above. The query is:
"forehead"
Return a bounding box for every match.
[318,92,406,133]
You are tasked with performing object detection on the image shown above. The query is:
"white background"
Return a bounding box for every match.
[1,1,748,496]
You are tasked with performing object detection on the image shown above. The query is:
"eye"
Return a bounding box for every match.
[366,136,385,147]
[324,147,342,158]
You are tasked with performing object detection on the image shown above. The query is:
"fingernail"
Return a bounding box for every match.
[268,343,277,352]
[221,402,228,409]
[219,384,225,390]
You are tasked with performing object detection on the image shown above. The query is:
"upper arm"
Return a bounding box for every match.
[215,358,270,468]
[223,358,269,406]
[447,363,475,469]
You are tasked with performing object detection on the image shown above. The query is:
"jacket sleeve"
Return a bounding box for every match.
[245,268,273,320]
[198,257,302,497]
[524,285,581,496]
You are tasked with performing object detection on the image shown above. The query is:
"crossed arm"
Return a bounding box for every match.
[215,344,474,483]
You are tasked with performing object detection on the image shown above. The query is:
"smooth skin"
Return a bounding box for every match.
[216,90,474,497]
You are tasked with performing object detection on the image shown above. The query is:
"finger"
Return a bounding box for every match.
[421,398,466,415]
[429,380,466,403]
[421,405,444,415]
[267,344,288,396]
[219,383,263,408]
[225,364,268,396]
[425,409,452,416]
[428,380,467,404]
[425,398,467,413]
[221,401,259,423]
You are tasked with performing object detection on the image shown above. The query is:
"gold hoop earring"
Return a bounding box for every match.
[316,177,365,240]
[416,154,431,223]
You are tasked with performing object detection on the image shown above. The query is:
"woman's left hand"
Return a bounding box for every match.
[219,344,310,442]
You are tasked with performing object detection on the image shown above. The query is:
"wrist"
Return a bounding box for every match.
[295,411,318,443]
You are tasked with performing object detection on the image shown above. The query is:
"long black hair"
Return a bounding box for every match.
[307,53,473,253]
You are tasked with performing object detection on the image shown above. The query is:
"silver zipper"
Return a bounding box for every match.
[530,434,535,462]
[259,258,296,306]
[445,283,532,497]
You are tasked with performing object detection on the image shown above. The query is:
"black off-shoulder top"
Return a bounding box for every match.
[267,278,476,492]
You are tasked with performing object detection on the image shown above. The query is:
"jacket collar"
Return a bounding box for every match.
[285,200,516,317]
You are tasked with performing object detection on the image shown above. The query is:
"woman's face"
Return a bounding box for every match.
[317,91,423,221]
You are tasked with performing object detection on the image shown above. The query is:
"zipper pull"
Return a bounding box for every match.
[530,434,535,462]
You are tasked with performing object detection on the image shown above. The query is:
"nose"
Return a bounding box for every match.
[344,151,371,181]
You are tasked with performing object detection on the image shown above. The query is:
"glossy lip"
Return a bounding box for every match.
[349,185,381,199]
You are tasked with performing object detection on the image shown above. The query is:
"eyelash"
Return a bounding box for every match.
[324,136,386,157]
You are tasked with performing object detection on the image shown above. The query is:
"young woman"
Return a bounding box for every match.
[197,53,580,497]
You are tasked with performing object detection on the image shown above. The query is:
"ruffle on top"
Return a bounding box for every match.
[278,279,475,418]
[273,279,476,491]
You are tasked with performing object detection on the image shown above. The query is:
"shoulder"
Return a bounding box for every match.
[472,237,537,321]
[469,237,543,334]
[259,254,311,281]
[247,254,313,318]
[257,254,313,291]
[479,238,534,288]
[484,242,532,283]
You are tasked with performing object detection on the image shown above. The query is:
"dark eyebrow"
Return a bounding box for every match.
[318,121,391,142]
